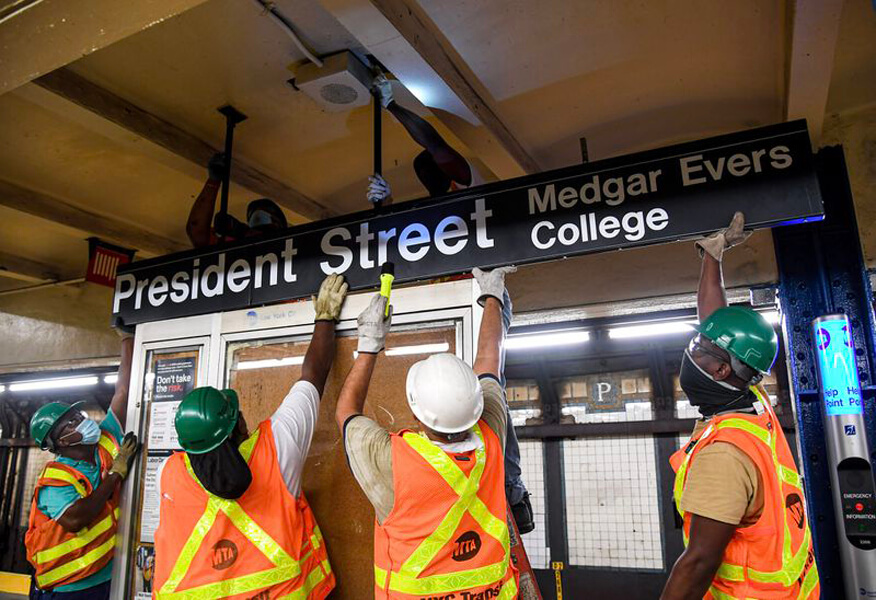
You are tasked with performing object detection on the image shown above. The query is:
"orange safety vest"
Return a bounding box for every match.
[374,421,519,599]
[25,431,121,591]
[153,420,334,600]
[670,386,820,599]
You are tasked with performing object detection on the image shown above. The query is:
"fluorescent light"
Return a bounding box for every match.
[236,356,305,370]
[506,330,590,350]
[761,310,780,324]
[354,342,451,360]
[386,343,450,356]
[608,321,695,339]
[103,374,118,384]
[9,376,99,392]
[0,385,4,393]
[405,83,433,106]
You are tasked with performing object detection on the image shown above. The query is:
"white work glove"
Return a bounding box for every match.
[472,266,517,307]
[372,74,394,109]
[312,273,349,322]
[695,211,752,262]
[367,173,392,204]
[357,295,392,354]
[109,433,141,479]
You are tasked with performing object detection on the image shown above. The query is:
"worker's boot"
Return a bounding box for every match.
[511,492,535,534]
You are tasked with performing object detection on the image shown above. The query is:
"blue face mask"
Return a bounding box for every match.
[59,418,101,446]
[247,210,275,229]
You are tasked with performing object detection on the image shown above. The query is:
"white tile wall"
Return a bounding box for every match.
[562,401,653,424]
[517,440,549,569]
[563,436,664,570]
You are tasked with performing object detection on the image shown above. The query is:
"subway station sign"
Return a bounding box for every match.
[114,120,824,325]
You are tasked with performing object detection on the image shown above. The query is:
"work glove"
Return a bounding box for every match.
[367,173,392,204]
[473,266,517,307]
[372,74,394,109]
[312,273,349,322]
[357,295,392,354]
[207,153,228,182]
[112,316,135,340]
[109,432,141,480]
[695,211,752,262]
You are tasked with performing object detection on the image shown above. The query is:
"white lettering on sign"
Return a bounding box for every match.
[680,145,793,187]
[596,382,612,402]
[530,208,669,250]
[528,171,662,214]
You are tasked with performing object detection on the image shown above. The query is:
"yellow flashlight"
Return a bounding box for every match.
[379,262,394,317]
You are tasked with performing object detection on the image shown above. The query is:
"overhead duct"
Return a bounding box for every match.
[292,51,374,112]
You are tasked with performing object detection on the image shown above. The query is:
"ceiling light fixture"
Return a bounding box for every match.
[9,376,99,392]
[103,374,118,384]
[506,330,590,350]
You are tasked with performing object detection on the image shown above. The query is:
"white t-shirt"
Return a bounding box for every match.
[157,380,320,502]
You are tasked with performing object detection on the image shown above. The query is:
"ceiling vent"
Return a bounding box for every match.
[293,51,373,112]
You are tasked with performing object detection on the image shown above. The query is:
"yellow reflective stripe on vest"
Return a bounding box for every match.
[98,433,119,459]
[747,525,812,586]
[276,561,329,600]
[35,536,115,588]
[797,558,819,599]
[41,467,87,498]
[714,562,744,582]
[379,424,511,595]
[155,430,317,600]
[34,510,115,564]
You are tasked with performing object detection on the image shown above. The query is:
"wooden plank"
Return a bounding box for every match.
[784,0,844,145]
[0,179,186,257]
[34,68,336,221]
[0,251,59,283]
[0,0,210,94]
[369,0,540,174]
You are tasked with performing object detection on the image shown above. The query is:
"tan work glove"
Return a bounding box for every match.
[313,274,349,322]
[472,266,517,307]
[357,295,392,354]
[695,211,752,261]
[109,432,141,479]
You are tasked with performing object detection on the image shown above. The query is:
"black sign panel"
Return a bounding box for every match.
[114,121,823,325]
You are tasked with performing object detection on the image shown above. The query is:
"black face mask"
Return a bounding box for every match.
[679,350,754,417]
[188,437,252,500]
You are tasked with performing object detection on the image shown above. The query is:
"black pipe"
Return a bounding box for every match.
[372,91,382,210]
[216,105,247,239]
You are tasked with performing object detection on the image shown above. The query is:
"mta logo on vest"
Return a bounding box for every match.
[452,531,482,562]
[211,539,238,570]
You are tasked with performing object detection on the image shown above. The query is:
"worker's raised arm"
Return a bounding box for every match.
[373,75,472,187]
[186,153,225,247]
[472,267,516,378]
[695,212,751,322]
[335,295,391,432]
[300,274,348,396]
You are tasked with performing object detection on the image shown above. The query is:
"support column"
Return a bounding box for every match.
[772,145,876,597]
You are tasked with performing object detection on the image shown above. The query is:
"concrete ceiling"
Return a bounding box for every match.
[0,0,873,294]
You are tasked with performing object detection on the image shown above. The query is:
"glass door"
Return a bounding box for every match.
[220,310,469,600]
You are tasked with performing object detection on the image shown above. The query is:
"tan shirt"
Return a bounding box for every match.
[343,375,507,524]
[680,419,765,526]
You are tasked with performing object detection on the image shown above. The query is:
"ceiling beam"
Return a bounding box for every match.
[367,0,540,175]
[0,179,186,257]
[0,0,210,95]
[0,251,59,283]
[34,68,336,220]
[784,0,844,146]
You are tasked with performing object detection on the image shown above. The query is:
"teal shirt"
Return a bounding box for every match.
[36,411,124,592]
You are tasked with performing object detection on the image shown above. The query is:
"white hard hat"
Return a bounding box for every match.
[406,353,484,434]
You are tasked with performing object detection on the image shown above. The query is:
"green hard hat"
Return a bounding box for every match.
[30,401,86,450]
[175,387,240,454]
[695,306,778,374]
